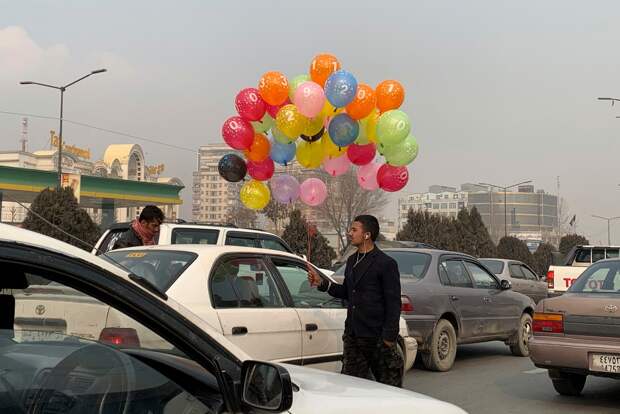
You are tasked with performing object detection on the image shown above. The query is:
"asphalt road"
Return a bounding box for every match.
[403,341,620,414]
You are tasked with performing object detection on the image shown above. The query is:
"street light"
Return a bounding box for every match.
[591,215,620,245]
[478,180,533,238]
[20,69,107,188]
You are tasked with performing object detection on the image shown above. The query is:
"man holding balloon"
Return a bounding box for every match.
[307,215,404,388]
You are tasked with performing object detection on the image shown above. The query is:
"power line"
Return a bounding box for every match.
[0,110,198,154]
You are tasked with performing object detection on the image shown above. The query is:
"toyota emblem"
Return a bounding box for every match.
[605,304,618,313]
[35,305,46,316]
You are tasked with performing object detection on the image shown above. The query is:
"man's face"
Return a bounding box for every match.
[348,221,368,247]
[141,219,161,234]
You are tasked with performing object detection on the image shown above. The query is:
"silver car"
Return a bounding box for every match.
[479,259,547,303]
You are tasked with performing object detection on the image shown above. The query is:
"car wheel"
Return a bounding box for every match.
[509,313,533,357]
[421,319,457,372]
[550,371,587,396]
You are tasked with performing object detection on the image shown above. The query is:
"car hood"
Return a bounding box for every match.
[281,364,467,413]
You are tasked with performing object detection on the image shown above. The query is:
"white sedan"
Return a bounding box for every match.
[0,223,466,413]
[105,244,418,373]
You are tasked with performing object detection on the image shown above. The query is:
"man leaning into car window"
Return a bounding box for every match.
[113,205,164,249]
[307,215,403,387]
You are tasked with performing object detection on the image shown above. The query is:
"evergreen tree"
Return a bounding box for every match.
[281,209,336,268]
[496,236,532,265]
[532,242,556,276]
[559,234,589,255]
[469,207,496,257]
[22,187,101,251]
[455,208,477,255]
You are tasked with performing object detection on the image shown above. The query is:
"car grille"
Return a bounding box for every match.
[565,315,620,338]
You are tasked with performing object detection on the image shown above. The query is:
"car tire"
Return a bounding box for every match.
[550,371,587,396]
[509,313,533,357]
[421,319,457,372]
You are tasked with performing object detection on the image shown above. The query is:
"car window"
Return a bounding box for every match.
[509,264,525,279]
[606,249,619,259]
[441,260,473,288]
[96,228,127,254]
[479,260,504,275]
[438,264,450,285]
[172,228,219,245]
[521,265,539,281]
[575,248,592,263]
[592,248,606,263]
[210,257,284,308]
[272,259,344,308]
[464,262,499,289]
[4,268,223,414]
[569,262,620,293]
[225,235,257,248]
[385,251,432,279]
[258,237,290,252]
[104,250,197,292]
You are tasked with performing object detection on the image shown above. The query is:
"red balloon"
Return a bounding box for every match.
[377,164,409,192]
[247,158,275,181]
[235,88,267,121]
[222,116,254,150]
[266,98,291,118]
[347,143,376,166]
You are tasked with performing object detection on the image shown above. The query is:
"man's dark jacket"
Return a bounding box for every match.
[112,227,143,250]
[319,247,401,342]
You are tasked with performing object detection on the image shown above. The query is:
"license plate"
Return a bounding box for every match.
[14,330,65,343]
[590,353,620,373]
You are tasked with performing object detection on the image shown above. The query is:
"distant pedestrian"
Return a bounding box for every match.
[307,215,403,387]
[113,205,164,249]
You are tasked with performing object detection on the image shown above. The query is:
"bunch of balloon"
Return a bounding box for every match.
[218,53,420,211]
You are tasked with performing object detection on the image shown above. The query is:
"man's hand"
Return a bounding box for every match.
[383,339,395,347]
[307,267,322,287]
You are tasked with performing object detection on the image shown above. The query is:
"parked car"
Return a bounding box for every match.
[529,258,620,396]
[0,223,467,413]
[333,248,536,372]
[479,258,547,303]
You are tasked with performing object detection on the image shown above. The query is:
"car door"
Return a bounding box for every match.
[507,263,530,297]
[520,264,546,303]
[208,255,303,363]
[439,258,484,338]
[268,257,345,372]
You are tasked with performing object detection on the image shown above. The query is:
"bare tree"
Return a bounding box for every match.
[263,198,292,234]
[9,206,17,223]
[225,201,258,228]
[317,170,388,254]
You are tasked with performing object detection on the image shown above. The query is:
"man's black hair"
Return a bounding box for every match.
[139,205,165,223]
[354,215,380,242]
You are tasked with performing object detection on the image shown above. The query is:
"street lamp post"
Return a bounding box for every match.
[591,215,620,245]
[479,180,533,239]
[20,69,107,189]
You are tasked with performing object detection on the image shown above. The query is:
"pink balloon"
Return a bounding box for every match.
[347,143,376,166]
[294,81,326,118]
[235,88,267,121]
[222,116,254,150]
[266,98,291,118]
[300,178,327,206]
[322,154,351,177]
[247,158,275,181]
[377,164,409,192]
[356,162,381,190]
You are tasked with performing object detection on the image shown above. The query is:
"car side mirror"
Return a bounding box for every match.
[500,279,512,290]
[241,361,293,412]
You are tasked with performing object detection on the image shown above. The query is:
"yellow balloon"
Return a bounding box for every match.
[365,108,380,143]
[320,100,344,119]
[296,140,324,169]
[276,104,308,139]
[303,115,325,137]
[240,180,270,210]
[321,132,347,158]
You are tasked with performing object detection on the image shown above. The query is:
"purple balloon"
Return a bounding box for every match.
[300,178,327,206]
[270,174,300,204]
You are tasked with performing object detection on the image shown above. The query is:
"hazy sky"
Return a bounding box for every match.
[2,0,620,243]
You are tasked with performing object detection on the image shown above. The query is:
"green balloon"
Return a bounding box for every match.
[252,113,275,133]
[289,74,310,101]
[355,116,371,145]
[384,135,419,166]
[272,126,296,145]
[376,110,410,149]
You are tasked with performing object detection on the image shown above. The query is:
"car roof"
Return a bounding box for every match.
[111,243,303,259]
[382,247,476,259]
[479,258,522,265]
[0,223,251,361]
[106,221,279,236]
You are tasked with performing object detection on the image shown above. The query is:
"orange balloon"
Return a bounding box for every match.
[375,80,405,113]
[345,84,376,120]
[244,133,271,162]
[309,54,341,87]
[258,72,289,106]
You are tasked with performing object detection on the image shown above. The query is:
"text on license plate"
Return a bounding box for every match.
[590,353,620,373]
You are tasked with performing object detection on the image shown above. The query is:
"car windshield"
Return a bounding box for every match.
[104,250,197,292]
[569,261,620,293]
[479,259,505,274]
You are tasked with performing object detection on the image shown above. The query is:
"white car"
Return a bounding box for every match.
[0,223,467,413]
[104,244,418,373]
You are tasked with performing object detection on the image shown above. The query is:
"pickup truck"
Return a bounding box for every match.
[547,245,620,295]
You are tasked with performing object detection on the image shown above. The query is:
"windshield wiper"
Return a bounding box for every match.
[128,273,168,300]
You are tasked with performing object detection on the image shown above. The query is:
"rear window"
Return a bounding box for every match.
[569,261,620,293]
[385,251,431,279]
[104,250,197,292]
[479,260,504,275]
[575,248,592,263]
[172,228,219,245]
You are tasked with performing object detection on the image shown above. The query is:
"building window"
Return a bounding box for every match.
[458,202,465,209]
[432,203,439,209]
[453,194,458,199]
[449,203,456,209]
[440,203,447,209]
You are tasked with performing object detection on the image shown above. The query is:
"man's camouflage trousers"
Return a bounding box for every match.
[341,333,404,387]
